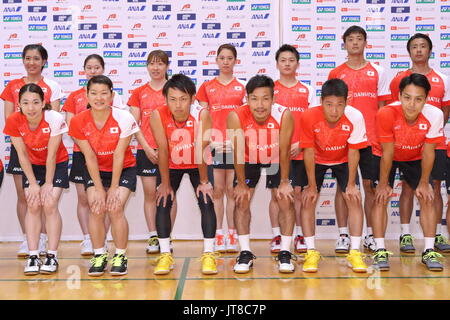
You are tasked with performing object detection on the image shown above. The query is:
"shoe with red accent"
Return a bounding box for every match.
[225,232,238,253]
[294,235,307,254]
[214,234,226,253]
[271,235,281,253]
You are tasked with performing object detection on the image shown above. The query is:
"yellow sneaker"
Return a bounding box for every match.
[302,250,321,273]
[346,249,368,273]
[200,252,219,275]
[154,253,174,275]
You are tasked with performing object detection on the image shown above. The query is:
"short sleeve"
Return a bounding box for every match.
[196,81,209,104]
[61,91,76,113]
[374,64,391,101]
[299,111,314,149]
[46,111,69,137]
[127,87,141,108]
[0,82,15,103]
[376,107,395,143]
[3,113,21,137]
[68,115,86,140]
[423,105,444,142]
[345,107,368,148]
[113,109,140,138]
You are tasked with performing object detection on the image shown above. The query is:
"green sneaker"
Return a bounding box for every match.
[110,254,128,276]
[399,234,415,253]
[88,253,108,277]
[372,249,393,271]
[434,235,450,253]
[422,249,444,271]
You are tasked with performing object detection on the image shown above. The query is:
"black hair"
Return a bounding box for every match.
[245,75,275,96]
[147,50,170,80]
[22,44,48,71]
[86,75,114,109]
[342,25,367,42]
[406,33,433,55]
[84,54,105,69]
[162,73,196,98]
[321,78,349,100]
[18,83,51,111]
[275,44,299,62]
[399,73,431,96]
[217,43,237,59]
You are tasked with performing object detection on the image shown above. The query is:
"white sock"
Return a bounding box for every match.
[159,238,171,253]
[94,248,106,255]
[203,238,215,252]
[281,235,292,252]
[115,248,126,256]
[424,237,435,252]
[40,233,47,240]
[272,227,281,237]
[339,227,349,236]
[367,227,373,236]
[228,228,237,235]
[436,224,442,235]
[295,226,303,236]
[83,234,91,241]
[350,236,361,251]
[149,231,157,238]
[23,234,27,242]
[400,224,410,236]
[238,235,251,252]
[374,238,385,250]
[304,236,315,250]
[29,250,39,257]
[47,250,58,257]
[215,229,223,236]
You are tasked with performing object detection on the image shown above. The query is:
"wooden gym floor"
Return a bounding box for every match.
[0,239,449,300]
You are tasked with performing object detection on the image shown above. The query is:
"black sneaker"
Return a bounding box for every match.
[40,254,59,274]
[88,253,108,277]
[233,251,256,274]
[276,250,297,273]
[110,254,128,276]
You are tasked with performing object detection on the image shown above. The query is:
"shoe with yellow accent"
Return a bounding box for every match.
[154,253,175,275]
[346,249,368,273]
[200,252,219,275]
[302,250,321,273]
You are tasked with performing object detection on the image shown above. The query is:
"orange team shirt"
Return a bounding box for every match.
[235,103,287,164]
[127,83,166,150]
[62,87,125,152]
[196,77,246,143]
[373,102,444,162]
[389,69,450,150]
[299,105,368,165]
[68,108,139,172]
[328,62,391,147]
[0,77,63,112]
[157,103,204,170]
[3,110,69,165]
[274,80,315,161]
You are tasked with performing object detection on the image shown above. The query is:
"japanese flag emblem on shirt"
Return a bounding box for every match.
[235,86,242,91]
[419,124,427,130]
[267,123,275,129]
[342,124,350,131]
[42,127,50,134]
[367,71,375,77]
[110,127,119,134]
[186,120,194,127]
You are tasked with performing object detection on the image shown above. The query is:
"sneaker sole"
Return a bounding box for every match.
[81,252,94,257]
[39,269,57,275]
[146,250,160,254]
[154,265,174,275]
[335,249,349,254]
[434,247,450,253]
[302,268,318,273]
[202,270,218,275]
[17,253,29,258]
[279,268,295,273]
[226,249,239,253]
[373,265,390,271]
[88,271,106,277]
[110,271,128,276]
[348,264,367,273]
[295,248,307,254]
[24,271,40,276]
[271,249,281,254]
[233,269,251,274]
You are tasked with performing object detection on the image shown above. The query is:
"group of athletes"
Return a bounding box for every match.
[1,25,449,277]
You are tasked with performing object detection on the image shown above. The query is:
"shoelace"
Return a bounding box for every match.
[200,252,221,262]
[45,255,58,266]
[372,250,393,262]
[303,251,322,261]
[236,251,256,264]
[148,237,159,246]
[90,254,107,267]
[155,253,174,265]
[400,235,414,246]
[275,252,298,264]
[347,251,366,260]
[435,235,449,245]
[216,235,224,245]
[423,251,443,262]
[28,256,42,267]
[111,254,126,267]
[227,234,237,245]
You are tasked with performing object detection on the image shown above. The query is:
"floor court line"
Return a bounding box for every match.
[174,257,191,300]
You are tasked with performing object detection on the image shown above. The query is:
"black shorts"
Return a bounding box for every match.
[211,149,234,169]
[372,156,428,190]
[301,162,357,192]
[136,150,159,177]
[446,157,450,195]
[233,163,281,189]
[431,149,447,181]
[6,144,23,175]
[23,161,69,189]
[83,166,137,192]
[161,168,201,193]
[359,146,374,180]
[290,160,307,188]
[69,151,86,184]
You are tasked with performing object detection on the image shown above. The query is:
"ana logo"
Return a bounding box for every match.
[42,127,50,134]
[419,124,427,130]
[110,127,119,134]
[342,124,350,131]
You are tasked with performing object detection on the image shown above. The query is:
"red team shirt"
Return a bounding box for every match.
[157,103,204,170]
[274,80,315,160]
[389,69,450,150]
[62,87,124,152]
[235,103,287,164]
[3,110,69,165]
[127,83,166,150]
[196,77,246,143]
[328,62,391,146]
[0,77,63,112]
[68,108,139,172]
[373,102,444,161]
[299,106,368,165]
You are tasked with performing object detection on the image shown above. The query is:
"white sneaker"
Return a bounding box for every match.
[17,240,29,258]
[363,234,377,253]
[225,233,238,253]
[214,234,226,252]
[81,239,94,256]
[40,254,58,274]
[24,255,42,275]
[276,251,296,273]
[270,235,281,253]
[233,251,256,274]
[146,236,160,254]
[39,235,47,256]
[335,234,350,254]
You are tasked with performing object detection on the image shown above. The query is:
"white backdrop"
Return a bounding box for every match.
[0,0,448,241]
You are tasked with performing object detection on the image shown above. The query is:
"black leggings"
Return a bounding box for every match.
[156,168,216,239]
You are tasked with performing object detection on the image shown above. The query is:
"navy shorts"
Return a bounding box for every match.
[136,149,159,177]
[290,160,307,188]
[6,144,23,175]
[23,161,69,189]
[233,163,281,189]
[83,166,137,192]
[301,162,358,192]
[69,151,86,184]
